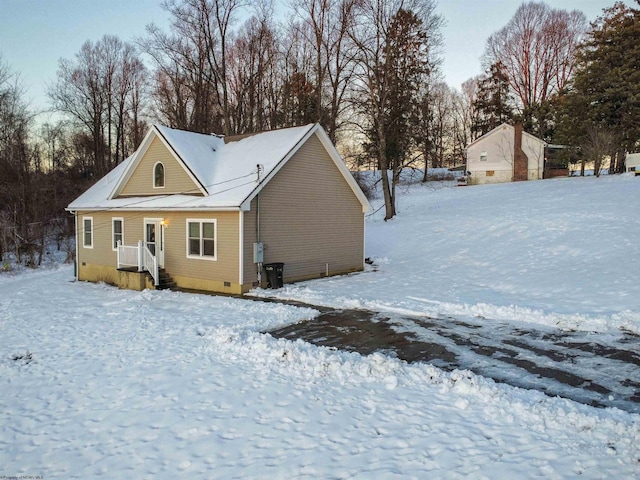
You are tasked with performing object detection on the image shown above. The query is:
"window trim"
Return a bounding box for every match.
[186,219,217,261]
[82,216,94,249]
[112,217,124,251]
[153,161,165,189]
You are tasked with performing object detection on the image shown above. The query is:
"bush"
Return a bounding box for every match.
[426,171,456,182]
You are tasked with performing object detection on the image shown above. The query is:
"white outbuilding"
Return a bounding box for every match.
[466,123,546,185]
[625,152,640,174]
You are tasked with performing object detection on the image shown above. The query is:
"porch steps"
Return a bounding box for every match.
[156,268,176,290]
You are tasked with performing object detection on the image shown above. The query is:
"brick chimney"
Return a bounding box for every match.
[513,123,528,181]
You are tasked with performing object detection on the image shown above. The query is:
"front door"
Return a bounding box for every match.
[144,219,164,268]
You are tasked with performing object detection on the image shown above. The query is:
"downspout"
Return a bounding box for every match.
[256,164,262,284]
[73,212,78,280]
[539,144,543,180]
[363,207,367,270]
[239,211,244,289]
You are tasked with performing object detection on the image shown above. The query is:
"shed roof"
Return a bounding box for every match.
[67,123,370,213]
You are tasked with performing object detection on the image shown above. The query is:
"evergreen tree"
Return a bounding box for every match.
[351,0,440,220]
[471,61,513,137]
[557,1,640,172]
[381,8,430,177]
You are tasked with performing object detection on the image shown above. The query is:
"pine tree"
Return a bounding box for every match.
[557,1,640,171]
[471,62,513,138]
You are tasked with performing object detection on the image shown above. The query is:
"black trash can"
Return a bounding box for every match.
[264,262,284,289]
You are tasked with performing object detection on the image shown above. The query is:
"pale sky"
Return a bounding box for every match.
[0,0,618,122]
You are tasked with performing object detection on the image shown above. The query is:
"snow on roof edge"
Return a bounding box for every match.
[67,123,323,211]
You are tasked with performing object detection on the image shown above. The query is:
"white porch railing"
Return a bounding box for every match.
[142,244,159,287]
[117,241,159,286]
[116,242,140,269]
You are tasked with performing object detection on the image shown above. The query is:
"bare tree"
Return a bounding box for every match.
[126,59,148,151]
[460,77,481,140]
[49,40,107,176]
[154,0,249,135]
[49,35,147,176]
[290,0,357,141]
[324,0,358,142]
[39,121,68,173]
[429,82,453,169]
[113,43,148,164]
[414,81,469,179]
[142,29,203,131]
[278,21,317,127]
[227,8,280,133]
[290,0,328,125]
[450,82,475,162]
[0,58,76,267]
[581,126,618,178]
[484,2,586,127]
[0,58,32,262]
[350,0,441,220]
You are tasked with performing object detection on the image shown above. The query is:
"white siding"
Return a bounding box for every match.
[466,125,545,185]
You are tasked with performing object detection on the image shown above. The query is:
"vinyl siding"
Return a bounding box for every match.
[77,211,124,267]
[161,211,239,285]
[243,207,259,285]
[242,132,364,287]
[76,211,133,285]
[76,210,241,289]
[119,136,202,197]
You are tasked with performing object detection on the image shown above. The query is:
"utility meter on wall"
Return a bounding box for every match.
[253,242,264,264]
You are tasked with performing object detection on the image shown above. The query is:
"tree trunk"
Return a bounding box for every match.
[381,168,395,221]
[422,148,429,182]
[377,121,395,221]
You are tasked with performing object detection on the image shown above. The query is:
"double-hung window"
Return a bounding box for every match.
[187,219,217,260]
[112,218,124,250]
[83,217,93,249]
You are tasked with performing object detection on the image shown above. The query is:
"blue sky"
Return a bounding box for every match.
[0,0,618,121]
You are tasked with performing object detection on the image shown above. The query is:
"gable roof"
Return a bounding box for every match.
[67,123,370,213]
[466,123,546,150]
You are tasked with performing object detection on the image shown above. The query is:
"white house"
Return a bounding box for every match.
[625,152,640,174]
[466,124,546,185]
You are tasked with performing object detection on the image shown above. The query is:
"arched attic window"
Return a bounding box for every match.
[154,162,165,188]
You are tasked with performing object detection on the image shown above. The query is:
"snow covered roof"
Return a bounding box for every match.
[67,123,369,212]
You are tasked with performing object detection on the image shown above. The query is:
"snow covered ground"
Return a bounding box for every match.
[1,173,639,478]
[257,172,640,335]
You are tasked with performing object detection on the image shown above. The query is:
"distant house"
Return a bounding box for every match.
[67,123,370,294]
[626,152,640,174]
[466,124,546,185]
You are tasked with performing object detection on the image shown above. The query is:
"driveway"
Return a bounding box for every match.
[268,309,640,413]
